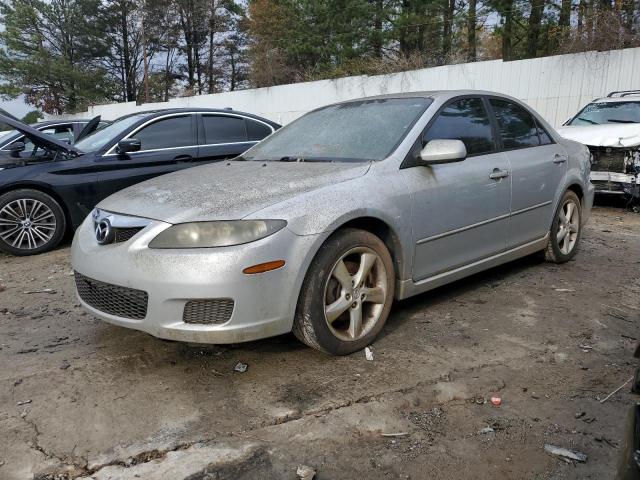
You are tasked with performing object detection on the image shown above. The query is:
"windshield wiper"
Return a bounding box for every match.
[576,117,598,125]
[607,119,637,124]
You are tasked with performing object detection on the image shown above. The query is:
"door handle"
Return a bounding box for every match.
[489,168,510,180]
[553,154,568,164]
[173,155,193,163]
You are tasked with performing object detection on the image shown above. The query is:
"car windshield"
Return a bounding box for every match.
[74,113,148,152]
[568,101,640,126]
[242,97,432,162]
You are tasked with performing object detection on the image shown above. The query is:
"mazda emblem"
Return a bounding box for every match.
[95,219,114,245]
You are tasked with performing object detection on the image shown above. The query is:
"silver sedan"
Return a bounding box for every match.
[71,90,594,355]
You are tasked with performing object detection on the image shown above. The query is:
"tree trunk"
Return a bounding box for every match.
[373,0,383,58]
[399,0,411,54]
[208,29,215,93]
[195,42,203,94]
[467,0,477,62]
[559,0,571,27]
[442,0,454,63]
[121,3,134,101]
[229,48,236,91]
[526,0,545,58]
[502,0,514,60]
[179,9,195,90]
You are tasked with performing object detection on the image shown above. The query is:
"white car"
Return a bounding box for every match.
[557,90,640,209]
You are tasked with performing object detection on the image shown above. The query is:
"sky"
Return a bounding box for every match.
[0,95,33,119]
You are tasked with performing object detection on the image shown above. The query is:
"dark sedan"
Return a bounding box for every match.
[0,108,280,255]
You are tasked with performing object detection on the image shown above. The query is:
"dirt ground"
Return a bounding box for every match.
[0,205,639,480]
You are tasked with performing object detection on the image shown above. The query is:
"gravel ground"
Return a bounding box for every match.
[0,205,638,480]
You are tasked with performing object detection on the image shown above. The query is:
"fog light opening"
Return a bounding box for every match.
[243,260,286,275]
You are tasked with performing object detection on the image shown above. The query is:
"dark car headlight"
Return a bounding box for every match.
[148,220,287,249]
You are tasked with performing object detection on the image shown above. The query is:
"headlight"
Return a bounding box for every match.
[148,220,287,249]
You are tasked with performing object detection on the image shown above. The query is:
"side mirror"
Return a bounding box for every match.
[116,138,141,154]
[418,139,467,165]
[8,141,25,157]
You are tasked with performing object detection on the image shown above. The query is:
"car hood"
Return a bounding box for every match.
[0,111,83,156]
[556,123,640,147]
[99,160,372,224]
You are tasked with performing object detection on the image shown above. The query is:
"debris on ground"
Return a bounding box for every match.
[478,427,495,434]
[380,432,410,437]
[234,362,248,373]
[544,444,588,463]
[600,376,633,403]
[22,288,56,294]
[575,411,585,419]
[594,436,617,448]
[365,347,373,361]
[490,396,502,406]
[16,399,32,406]
[296,464,316,480]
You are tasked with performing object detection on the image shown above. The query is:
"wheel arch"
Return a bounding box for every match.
[566,183,584,203]
[0,182,72,234]
[330,216,404,281]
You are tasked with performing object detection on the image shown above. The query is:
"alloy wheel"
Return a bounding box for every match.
[0,198,57,251]
[323,246,388,342]
[556,198,579,255]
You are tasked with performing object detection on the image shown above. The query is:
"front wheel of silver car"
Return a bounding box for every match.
[293,228,395,355]
[545,190,582,263]
[0,189,66,256]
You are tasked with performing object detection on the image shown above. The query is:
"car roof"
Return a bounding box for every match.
[590,96,640,103]
[108,108,281,127]
[334,89,522,104]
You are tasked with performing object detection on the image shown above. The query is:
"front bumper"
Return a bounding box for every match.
[590,171,640,198]
[71,215,321,344]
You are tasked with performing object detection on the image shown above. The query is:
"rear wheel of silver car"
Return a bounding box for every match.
[293,228,395,355]
[0,189,66,256]
[545,190,582,263]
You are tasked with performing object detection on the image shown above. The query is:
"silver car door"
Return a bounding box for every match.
[488,98,567,248]
[403,96,511,281]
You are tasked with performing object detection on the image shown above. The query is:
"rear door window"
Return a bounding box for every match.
[202,115,247,144]
[423,97,495,156]
[246,119,272,141]
[490,99,541,150]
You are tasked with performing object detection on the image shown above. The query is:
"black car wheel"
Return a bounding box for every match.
[293,228,395,355]
[545,190,582,263]
[0,189,66,256]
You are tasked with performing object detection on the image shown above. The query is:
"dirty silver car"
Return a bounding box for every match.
[72,91,594,355]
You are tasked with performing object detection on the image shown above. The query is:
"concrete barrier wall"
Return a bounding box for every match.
[45,47,640,128]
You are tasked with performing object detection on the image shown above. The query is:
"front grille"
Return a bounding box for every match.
[75,272,148,320]
[114,227,143,243]
[592,179,626,193]
[183,299,234,325]
[589,146,626,173]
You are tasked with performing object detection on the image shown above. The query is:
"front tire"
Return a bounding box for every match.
[545,190,582,263]
[0,189,66,256]
[293,228,395,355]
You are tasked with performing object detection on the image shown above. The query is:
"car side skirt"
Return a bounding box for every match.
[396,233,550,300]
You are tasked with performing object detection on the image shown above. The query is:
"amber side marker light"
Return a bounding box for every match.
[243,260,286,275]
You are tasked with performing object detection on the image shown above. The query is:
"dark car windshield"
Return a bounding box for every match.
[242,97,432,162]
[568,101,640,126]
[74,113,148,152]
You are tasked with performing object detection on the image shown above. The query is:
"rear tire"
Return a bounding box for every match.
[0,189,66,256]
[545,190,582,263]
[293,228,395,355]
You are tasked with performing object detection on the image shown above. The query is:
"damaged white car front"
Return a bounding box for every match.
[557,92,640,210]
